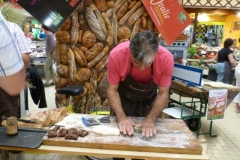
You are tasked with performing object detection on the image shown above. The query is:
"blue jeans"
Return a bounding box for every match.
[215,63,225,82]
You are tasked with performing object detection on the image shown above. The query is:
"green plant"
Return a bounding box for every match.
[0,2,27,28]
[187,47,198,58]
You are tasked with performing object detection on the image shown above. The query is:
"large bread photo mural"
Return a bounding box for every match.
[55,0,159,113]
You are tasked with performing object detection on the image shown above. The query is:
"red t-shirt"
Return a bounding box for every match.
[107,41,174,87]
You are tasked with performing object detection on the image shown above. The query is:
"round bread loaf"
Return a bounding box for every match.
[117,26,131,39]
[60,44,69,65]
[60,18,71,30]
[82,31,97,48]
[55,31,70,43]
[77,68,91,82]
[57,64,69,78]
[56,77,68,88]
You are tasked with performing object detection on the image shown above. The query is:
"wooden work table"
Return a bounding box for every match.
[0,115,209,160]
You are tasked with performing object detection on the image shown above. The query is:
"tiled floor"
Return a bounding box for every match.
[17,85,240,159]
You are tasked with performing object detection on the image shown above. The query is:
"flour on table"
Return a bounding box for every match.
[91,125,120,136]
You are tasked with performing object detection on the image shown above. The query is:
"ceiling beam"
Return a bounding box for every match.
[184,8,237,15]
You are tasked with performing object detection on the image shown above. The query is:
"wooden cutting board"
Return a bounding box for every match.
[42,114,202,155]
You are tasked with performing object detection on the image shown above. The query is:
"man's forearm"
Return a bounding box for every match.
[146,91,169,121]
[107,88,126,120]
[21,54,30,69]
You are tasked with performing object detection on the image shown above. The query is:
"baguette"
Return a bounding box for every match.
[117,1,128,20]
[87,46,110,68]
[94,0,108,11]
[141,16,147,29]
[93,5,108,37]
[102,12,113,46]
[131,18,142,40]
[97,72,104,84]
[85,42,104,61]
[119,1,142,26]
[70,12,79,46]
[127,6,145,26]
[95,53,108,71]
[68,48,77,83]
[112,8,118,45]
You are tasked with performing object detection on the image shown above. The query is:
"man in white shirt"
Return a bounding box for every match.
[0,12,30,95]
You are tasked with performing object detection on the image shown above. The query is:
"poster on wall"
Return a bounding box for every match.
[233,21,240,31]
[207,89,228,121]
[16,0,83,33]
[141,0,192,46]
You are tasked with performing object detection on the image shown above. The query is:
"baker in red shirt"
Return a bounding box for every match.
[107,31,174,138]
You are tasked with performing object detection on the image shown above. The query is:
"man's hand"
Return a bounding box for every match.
[118,117,135,136]
[140,118,156,137]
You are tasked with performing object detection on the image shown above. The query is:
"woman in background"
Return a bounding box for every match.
[23,24,33,39]
[212,38,237,83]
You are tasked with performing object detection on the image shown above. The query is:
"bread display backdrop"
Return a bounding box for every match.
[55,0,159,113]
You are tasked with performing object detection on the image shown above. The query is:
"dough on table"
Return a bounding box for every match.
[91,125,120,136]
[65,117,77,125]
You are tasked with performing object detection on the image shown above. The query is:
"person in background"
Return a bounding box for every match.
[23,24,33,39]
[38,27,46,40]
[107,31,174,139]
[234,47,240,114]
[212,38,237,84]
[42,25,56,87]
[0,12,30,95]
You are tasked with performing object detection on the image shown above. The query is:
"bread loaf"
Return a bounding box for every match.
[55,31,70,43]
[56,93,67,107]
[84,0,91,6]
[117,26,131,39]
[80,46,88,53]
[87,45,110,68]
[102,12,113,46]
[107,1,114,8]
[77,68,91,82]
[60,44,69,65]
[56,77,68,88]
[71,12,79,45]
[94,0,108,11]
[57,64,69,78]
[117,1,128,20]
[60,18,71,30]
[73,47,87,66]
[112,9,118,45]
[85,42,104,61]
[95,53,108,71]
[89,69,98,96]
[84,82,91,89]
[68,48,77,83]
[128,1,137,9]
[54,42,61,65]
[119,1,142,26]
[78,29,83,43]
[79,14,89,31]
[94,6,108,37]
[131,18,142,40]
[141,16,147,29]
[85,7,107,42]
[82,31,97,48]
[127,6,145,26]
[147,18,153,31]
[97,72,104,84]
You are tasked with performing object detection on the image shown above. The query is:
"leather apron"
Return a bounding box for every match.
[111,63,157,117]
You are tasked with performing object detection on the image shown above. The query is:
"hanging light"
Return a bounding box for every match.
[238,12,240,17]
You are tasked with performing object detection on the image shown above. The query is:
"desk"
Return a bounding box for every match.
[168,79,240,137]
[0,116,209,160]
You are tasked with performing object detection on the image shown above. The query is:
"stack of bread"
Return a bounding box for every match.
[55,0,159,113]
